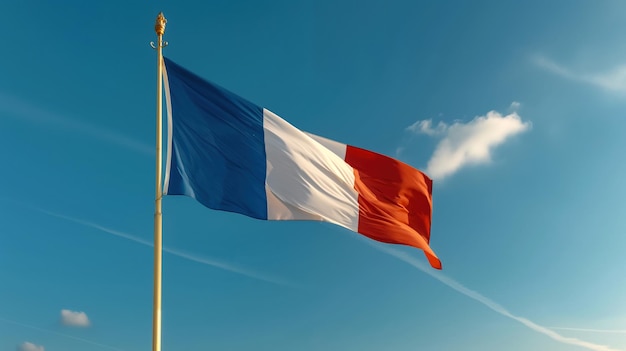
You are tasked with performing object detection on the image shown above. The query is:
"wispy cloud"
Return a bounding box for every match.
[60,309,90,327]
[40,210,295,287]
[406,119,448,137]
[406,107,530,181]
[366,243,622,351]
[0,93,153,155]
[17,342,44,351]
[550,327,626,334]
[533,54,626,93]
[1,317,123,351]
[508,101,521,112]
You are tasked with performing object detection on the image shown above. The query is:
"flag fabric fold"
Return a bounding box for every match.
[162,57,441,269]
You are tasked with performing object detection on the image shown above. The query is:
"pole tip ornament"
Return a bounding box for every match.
[155,12,167,35]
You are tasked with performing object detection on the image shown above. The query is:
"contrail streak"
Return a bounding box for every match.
[0,93,153,156]
[368,243,622,351]
[550,327,626,334]
[0,317,124,351]
[40,210,295,287]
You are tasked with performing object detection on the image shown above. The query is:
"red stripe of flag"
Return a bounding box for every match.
[345,145,441,269]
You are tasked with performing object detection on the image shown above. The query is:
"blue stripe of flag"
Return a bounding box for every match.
[163,57,268,219]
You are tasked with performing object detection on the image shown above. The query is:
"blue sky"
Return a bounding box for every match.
[2,0,626,350]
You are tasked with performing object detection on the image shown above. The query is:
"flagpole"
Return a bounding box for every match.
[152,12,167,351]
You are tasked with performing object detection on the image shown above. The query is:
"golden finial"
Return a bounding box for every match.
[155,12,167,36]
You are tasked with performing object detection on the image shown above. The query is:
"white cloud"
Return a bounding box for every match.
[409,110,530,180]
[1,316,123,351]
[367,242,623,351]
[533,54,626,93]
[17,342,44,351]
[61,309,90,327]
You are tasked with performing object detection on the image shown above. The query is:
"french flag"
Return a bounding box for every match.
[163,58,441,269]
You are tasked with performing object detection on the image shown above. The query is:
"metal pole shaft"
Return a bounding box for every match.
[153,12,166,351]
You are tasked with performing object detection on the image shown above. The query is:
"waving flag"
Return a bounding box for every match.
[162,57,441,269]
